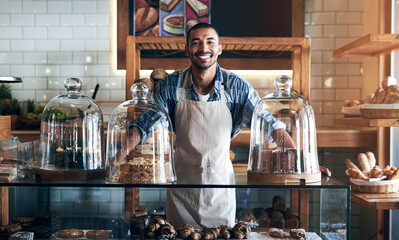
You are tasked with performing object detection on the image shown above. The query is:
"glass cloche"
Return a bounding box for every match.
[106,82,176,183]
[39,77,105,180]
[248,75,320,183]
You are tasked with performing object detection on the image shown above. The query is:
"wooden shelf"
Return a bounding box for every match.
[352,192,399,210]
[333,34,399,58]
[334,118,399,127]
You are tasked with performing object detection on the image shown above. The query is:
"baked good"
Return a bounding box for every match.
[345,159,361,172]
[161,0,180,12]
[289,228,306,239]
[347,168,368,180]
[357,153,371,172]
[164,15,184,35]
[185,19,200,33]
[272,195,287,212]
[86,230,111,239]
[58,229,84,238]
[150,69,168,82]
[369,166,384,178]
[11,218,34,229]
[268,228,285,238]
[186,0,208,17]
[135,7,159,33]
[9,231,34,240]
[270,211,285,228]
[365,152,376,168]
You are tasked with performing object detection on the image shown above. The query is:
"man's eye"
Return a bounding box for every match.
[192,41,199,45]
[207,41,215,45]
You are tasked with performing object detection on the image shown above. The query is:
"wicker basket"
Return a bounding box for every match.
[350,178,399,193]
[360,104,399,119]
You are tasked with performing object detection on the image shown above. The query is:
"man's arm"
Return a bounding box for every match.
[115,126,142,165]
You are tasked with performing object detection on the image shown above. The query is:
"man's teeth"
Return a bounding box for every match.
[198,55,209,59]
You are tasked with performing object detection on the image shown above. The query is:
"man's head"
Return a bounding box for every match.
[185,23,222,71]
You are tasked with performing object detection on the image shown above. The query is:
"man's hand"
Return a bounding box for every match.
[114,126,142,165]
[320,166,331,177]
[271,128,296,149]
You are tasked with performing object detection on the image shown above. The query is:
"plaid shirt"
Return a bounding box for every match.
[133,64,285,142]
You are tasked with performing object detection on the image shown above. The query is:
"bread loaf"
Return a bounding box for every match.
[371,87,384,104]
[357,153,371,172]
[135,7,158,33]
[365,152,376,168]
[345,159,361,172]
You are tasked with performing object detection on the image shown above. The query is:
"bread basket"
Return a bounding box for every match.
[350,178,399,193]
[360,104,399,118]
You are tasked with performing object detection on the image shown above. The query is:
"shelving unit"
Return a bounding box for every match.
[334,33,399,240]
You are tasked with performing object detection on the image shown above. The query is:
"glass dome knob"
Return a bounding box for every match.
[131,82,149,100]
[275,75,292,95]
[65,77,82,93]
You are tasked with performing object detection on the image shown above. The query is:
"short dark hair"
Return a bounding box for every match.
[186,22,220,46]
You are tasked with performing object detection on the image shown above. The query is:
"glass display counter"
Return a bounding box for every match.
[1,174,350,239]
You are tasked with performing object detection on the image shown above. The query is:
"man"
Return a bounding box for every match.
[125,23,328,228]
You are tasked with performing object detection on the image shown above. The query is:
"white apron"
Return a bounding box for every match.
[166,70,236,228]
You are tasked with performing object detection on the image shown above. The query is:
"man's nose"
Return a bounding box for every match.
[198,42,207,51]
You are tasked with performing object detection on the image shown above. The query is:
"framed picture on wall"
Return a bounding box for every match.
[134,0,160,36]
[160,0,185,36]
[185,0,211,34]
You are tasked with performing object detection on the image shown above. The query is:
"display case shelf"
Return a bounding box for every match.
[334,118,399,127]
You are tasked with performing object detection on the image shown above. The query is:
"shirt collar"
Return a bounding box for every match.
[186,63,222,92]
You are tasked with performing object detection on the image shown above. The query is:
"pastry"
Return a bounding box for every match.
[369,166,384,178]
[135,7,159,33]
[289,228,306,239]
[86,230,111,239]
[371,87,384,103]
[161,0,180,12]
[268,228,285,238]
[347,168,368,180]
[150,69,168,82]
[164,15,184,35]
[186,0,209,17]
[57,229,84,238]
[365,152,376,168]
[345,159,361,172]
[357,153,371,172]
[383,92,399,103]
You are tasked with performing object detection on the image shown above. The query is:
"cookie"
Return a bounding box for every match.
[86,230,111,239]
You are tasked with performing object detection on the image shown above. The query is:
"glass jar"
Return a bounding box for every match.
[106,82,176,183]
[248,75,320,183]
[39,78,104,180]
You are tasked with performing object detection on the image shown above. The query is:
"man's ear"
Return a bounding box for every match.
[218,44,222,55]
[185,45,189,56]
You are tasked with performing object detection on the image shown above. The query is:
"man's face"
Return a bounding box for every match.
[185,27,222,71]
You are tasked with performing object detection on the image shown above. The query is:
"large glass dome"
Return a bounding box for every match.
[106,82,175,184]
[39,77,104,180]
[248,75,320,183]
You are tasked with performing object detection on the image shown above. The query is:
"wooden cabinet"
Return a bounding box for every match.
[333,33,399,240]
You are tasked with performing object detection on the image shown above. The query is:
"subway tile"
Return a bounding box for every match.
[311,50,322,63]
[97,26,110,38]
[0,2,22,13]
[324,0,348,12]
[311,38,335,51]
[93,90,110,102]
[0,66,10,76]
[0,27,22,39]
[310,76,322,88]
[98,77,122,89]
[305,0,323,12]
[311,13,335,25]
[110,90,125,102]
[0,14,9,26]
[311,63,334,76]
[60,14,84,26]
[36,65,60,77]
[335,63,362,76]
[11,39,35,51]
[349,0,364,11]
[0,40,10,51]
[98,1,111,13]
[315,114,335,127]
[0,52,22,64]
[139,190,160,202]
[48,26,72,39]
[305,25,322,38]
[10,14,34,26]
[348,76,363,88]
[73,26,97,38]
[79,77,97,90]
[23,27,47,39]
[110,189,125,202]
[23,2,47,13]
[311,101,322,114]
[324,25,348,38]
[348,25,363,37]
[49,203,74,216]
[74,202,99,215]
[322,102,342,114]
[37,89,61,102]
[73,52,98,64]
[84,64,110,76]
[85,39,109,51]
[11,65,34,77]
[337,12,362,24]
[304,12,311,26]
[36,39,60,51]
[335,37,359,49]
[36,14,60,26]
[322,51,347,63]
[85,14,110,26]
[97,52,112,64]
[12,90,35,101]
[98,202,123,216]
[73,1,97,13]
[323,76,348,88]
[61,39,85,51]
[48,77,66,90]
[336,89,361,101]
[86,189,111,202]
[60,64,85,77]
[310,89,335,101]
[48,1,72,13]
[23,52,47,64]
[22,77,47,90]
[97,102,120,115]
[48,52,73,64]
